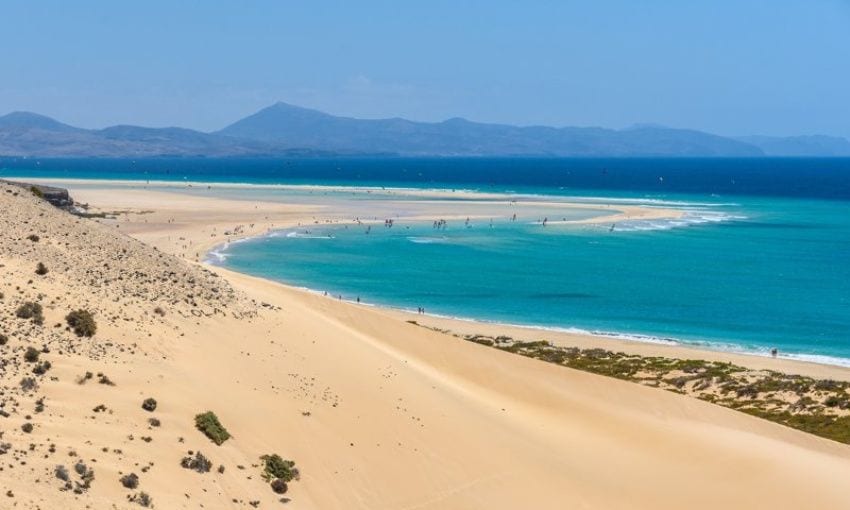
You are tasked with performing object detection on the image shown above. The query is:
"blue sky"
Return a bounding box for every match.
[1,1,849,137]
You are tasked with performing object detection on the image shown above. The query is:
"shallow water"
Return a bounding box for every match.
[4,157,849,364]
[217,194,850,364]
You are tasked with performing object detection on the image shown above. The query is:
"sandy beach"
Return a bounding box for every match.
[26,178,687,260]
[2,180,850,509]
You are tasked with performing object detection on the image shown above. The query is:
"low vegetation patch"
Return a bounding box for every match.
[180,451,213,473]
[409,323,850,446]
[195,411,231,445]
[129,491,153,507]
[16,302,44,325]
[72,461,96,494]
[32,360,52,375]
[20,377,38,392]
[141,398,157,412]
[260,454,299,482]
[260,454,299,495]
[120,473,139,489]
[24,346,41,362]
[66,309,97,337]
[55,465,70,482]
[35,262,49,275]
[271,478,288,494]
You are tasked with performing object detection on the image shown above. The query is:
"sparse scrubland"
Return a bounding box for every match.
[0,182,301,508]
[414,324,850,445]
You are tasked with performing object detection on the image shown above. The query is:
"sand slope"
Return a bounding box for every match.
[1,183,849,509]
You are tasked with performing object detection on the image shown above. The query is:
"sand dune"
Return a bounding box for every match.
[2,182,849,509]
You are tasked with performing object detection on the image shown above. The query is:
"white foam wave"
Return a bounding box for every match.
[555,195,740,208]
[203,235,260,264]
[407,236,450,244]
[204,247,230,264]
[272,230,335,239]
[605,209,746,232]
[780,353,850,369]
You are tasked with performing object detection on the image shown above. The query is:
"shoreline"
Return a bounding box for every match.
[55,179,850,379]
[216,266,850,379]
[204,229,850,373]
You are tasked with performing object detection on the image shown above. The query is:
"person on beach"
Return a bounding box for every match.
[771,348,778,357]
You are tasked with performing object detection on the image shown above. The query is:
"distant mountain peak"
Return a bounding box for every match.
[441,117,471,125]
[0,111,79,132]
[274,100,308,108]
[216,102,342,141]
[624,122,672,131]
[266,101,315,112]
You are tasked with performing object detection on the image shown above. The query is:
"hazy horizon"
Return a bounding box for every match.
[2,1,849,138]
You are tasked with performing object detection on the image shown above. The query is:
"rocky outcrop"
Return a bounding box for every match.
[0,179,74,209]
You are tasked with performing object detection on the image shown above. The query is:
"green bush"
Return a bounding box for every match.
[180,451,212,473]
[20,376,38,391]
[195,411,231,445]
[32,361,52,375]
[131,491,153,507]
[141,398,157,412]
[270,478,288,494]
[260,454,299,482]
[55,465,70,481]
[16,302,44,325]
[120,473,139,489]
[66,309,97,337]
[35,262,49,276]
[24,346,40,362]
[824,395,842,408]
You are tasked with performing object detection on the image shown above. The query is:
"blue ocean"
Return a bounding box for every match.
[3,157,849,364]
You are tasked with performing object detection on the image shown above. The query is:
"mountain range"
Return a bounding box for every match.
[1,102,848,158]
